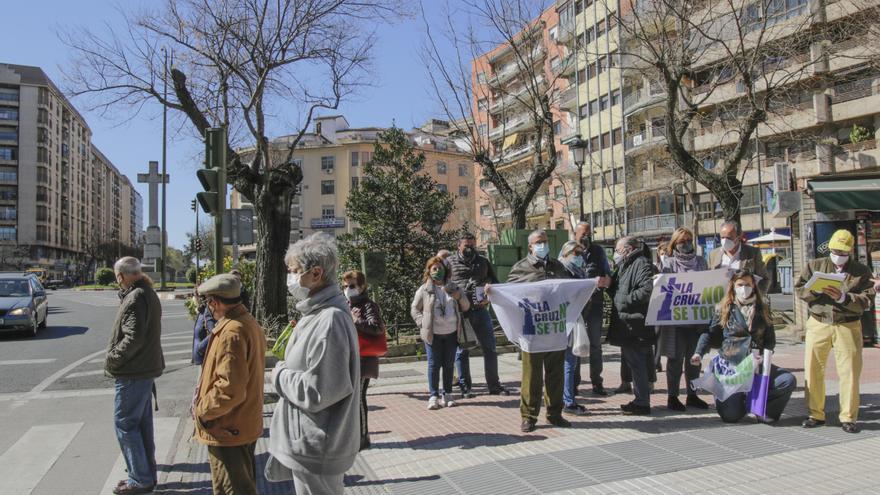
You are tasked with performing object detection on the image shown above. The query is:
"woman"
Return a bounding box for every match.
[658,227,710,412]
[558,241,589,415]
[411,256,470,410]
[692,270,796,423]
[342,270,385,451]
[190,289,215,365]
[266,233,359,495]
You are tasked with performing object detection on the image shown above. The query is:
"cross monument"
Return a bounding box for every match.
[137,161,169,271]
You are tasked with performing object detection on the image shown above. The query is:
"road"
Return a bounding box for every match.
[0,289,197,495]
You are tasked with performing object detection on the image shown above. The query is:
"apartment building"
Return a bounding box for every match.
[231,115,476,256]
[471,6,576,247]
[0,63,142,275]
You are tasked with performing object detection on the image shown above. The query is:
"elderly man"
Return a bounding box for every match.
[573,221,612,396]
[449,232,509,398]
[608,237,655,416]
[193,273,266,495]
[795,229,873,433]
[709,220,770,293]
[104,257,164,495]
[266,233,360,495]
[505,229,572,432]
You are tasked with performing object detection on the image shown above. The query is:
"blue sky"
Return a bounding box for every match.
[1,0,464,249]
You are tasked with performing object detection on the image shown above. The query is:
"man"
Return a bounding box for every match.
[448,232,509,397]
[573,222,612,396]
[795,229,873,433]
[105,257,164,495]
[228,269,251,311]
[709,220,770,293]
[608,237,655,416]
[505,229,572,432]
[193,274,267,494]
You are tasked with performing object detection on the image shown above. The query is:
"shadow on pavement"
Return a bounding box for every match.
[345,473,441,487]
[159,462,210,474]
[155,480,212,494]
[375,431,548,450]
[0,325,88,341]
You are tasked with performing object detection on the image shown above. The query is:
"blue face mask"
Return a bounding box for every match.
[533,243,549,259]
[571,256,585,268]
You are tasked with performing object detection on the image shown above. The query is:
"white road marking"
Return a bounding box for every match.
[0,422,83,494]
[88,349,190,364]
[0,388,115,402]
[0,359,56,366]
[161,335,192,341]
[67,359,191,378]
[98,417,180,495]
[162,313,190,318]
[14,349,107,406]
[160,341,192,348]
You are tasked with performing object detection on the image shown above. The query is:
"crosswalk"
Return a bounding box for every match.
[97,417,180,495]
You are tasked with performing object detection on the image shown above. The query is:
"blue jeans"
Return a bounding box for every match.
[563,347,582,407]
[426,333,458,397]
[622,345,652,407]
[455,307,501,392]
[584,301,604,387]
[715,365,797,423]
[114,378,157,488]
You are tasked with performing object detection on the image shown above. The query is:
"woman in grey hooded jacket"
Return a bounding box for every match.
[266,233,360,495]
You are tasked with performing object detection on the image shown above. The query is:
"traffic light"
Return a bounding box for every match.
[190,199,197,212]
[196,127,227,216]
[194,238,203,252]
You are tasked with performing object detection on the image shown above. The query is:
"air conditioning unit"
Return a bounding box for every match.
[773,162,790,192]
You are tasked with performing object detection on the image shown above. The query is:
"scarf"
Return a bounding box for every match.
[671,250,701,272]
[735,294,757,329]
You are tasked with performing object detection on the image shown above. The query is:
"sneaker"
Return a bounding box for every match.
[459,388,476,399]
[620,401,651,416]
[521,419,537,432]
[592,385,608,397]
[489,386,511,396]
[686,394,709,409]
[614,382,633,394]
[547,416,572,428]
[442,393,457,407]
[427,396,442,410]
[802,417,825,428]
[563,404,589,416]
[667,396,686,412]
[113,483,155,495]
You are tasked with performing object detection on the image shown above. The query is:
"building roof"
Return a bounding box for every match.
[0,63,92,133]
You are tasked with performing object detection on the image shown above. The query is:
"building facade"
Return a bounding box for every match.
[0,63,142,276]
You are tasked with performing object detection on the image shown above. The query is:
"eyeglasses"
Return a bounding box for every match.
[343,283,357,289]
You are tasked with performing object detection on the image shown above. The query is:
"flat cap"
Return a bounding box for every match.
[198,274,242,300]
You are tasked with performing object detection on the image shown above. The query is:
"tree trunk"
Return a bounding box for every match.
[512,200,528,230]
[252,186,292,323]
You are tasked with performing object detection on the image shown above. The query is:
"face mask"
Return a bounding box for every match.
[430,267,446,281]
[660,255,669,265]
[830,253,849,266]
[677,242,694,254]
[734,285,753,299]
[613,252,625,265]
[721,238,737,252]
[287,272,310,300]
[462,247,476,259]
[533,243,549,259]
[580,235,592,248]
[344,287,360,299]
[571,256,585,268]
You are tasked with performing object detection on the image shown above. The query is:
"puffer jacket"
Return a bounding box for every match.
[608,252,655,347]
[105,278,165,379]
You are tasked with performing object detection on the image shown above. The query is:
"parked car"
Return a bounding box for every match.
[44,279,65,290]
[0,274,49,337]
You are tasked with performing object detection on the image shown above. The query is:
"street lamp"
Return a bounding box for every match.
[568,135,587,221]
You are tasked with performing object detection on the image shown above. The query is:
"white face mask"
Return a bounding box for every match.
[721,238,737,252]
[287,272,310,300]
[344,287,361,299]
[830,253,849,266]
[734,285,753,299]
[613,251,625,264]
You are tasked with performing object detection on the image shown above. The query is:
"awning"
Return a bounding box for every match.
[809,178,880,212]
[502,133,519,150]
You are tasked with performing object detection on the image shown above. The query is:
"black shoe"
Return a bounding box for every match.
[113,483,155,495]
[620,401,651,416]
[520,419,537,432]
[667,396,686,412]
[563,404,589,416]
[360,437,371,451]
[842,422,860,433]
[614,382,633,394]
[489,386,510,396]
[686,394,709,409]
[802,417,826,428]
[547,416,572,427]
[592,385,609,397]
[460,388,476,399]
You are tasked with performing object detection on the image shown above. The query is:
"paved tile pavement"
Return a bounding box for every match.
[159,342,880,494]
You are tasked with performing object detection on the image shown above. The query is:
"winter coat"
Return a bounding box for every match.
[608,252,655,347]
[349,293,384,379]
[191,307,216,365]
[795,257,874,324]
[266,284,360,477]
[104,278,165,380]
[696,302,775,357]
[193,304,266,447]
[507,255,572,283]
[410,281,471,345]
[448,252,498,306]
[709,243,770,294]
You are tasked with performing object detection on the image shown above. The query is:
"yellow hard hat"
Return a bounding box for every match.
[828,229,855,252]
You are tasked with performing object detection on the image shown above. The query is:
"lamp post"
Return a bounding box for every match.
[569,135,587,221]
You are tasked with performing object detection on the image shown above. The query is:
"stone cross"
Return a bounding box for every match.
[137,160,169,228]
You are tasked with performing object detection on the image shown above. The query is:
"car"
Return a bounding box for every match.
[44,279,65,290]
[0,274,49,337]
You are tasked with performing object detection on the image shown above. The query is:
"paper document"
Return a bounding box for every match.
[804,272,846,292]
[475,286,486,303]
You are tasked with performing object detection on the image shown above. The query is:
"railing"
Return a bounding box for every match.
[498,143,534,164]
[488,115,533,140]
[832,75,878,104]
[625,127,666,149]
[627,213,681,234]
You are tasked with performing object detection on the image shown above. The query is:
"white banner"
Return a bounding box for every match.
[489,279,597,353]
[646,269,731,326]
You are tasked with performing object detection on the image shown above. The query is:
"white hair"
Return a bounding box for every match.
[113,256,142,276]
[528,229,547,245]
[284,232,338,284]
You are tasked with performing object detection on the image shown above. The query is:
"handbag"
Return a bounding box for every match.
[271,320,296,360]
[358,326,388,357]
[571,316,590,357]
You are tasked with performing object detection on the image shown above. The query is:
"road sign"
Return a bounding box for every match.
[222,208,254,245]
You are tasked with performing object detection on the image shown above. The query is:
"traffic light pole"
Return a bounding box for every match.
[214,128,227,276]
[191,199,200,285]
[197,126,227,276]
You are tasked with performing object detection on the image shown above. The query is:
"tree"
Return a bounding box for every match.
[0,245,30,271]
[422,0,569,231]
[338,128,457,325]
[164,247,189,280]
[61,0,403,323]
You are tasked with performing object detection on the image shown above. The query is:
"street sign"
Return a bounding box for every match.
[222,208,254,245]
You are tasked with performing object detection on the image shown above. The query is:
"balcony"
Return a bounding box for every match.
[489,45,546,87]
[556,86,577,112]
[627,213,685,236]
[488,114,534,141]
[496,142,535,166]
[488,78,544,115]
[623,86,666,115]
[625,127,667,155]
[310,217,346,229]
[557,21,575,44]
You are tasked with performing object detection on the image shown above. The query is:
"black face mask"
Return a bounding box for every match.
[462,247,476,259]
[580,235,592,248]
[677,242,694,255]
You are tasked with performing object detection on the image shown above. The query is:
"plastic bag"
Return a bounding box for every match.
[692,353,756,402]
[571,316,590,357]
[270,320,296,360]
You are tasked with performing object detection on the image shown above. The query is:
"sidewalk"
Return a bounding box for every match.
[159,342,880,494]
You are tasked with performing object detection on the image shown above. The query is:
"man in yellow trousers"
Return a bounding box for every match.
[795,229,873,433]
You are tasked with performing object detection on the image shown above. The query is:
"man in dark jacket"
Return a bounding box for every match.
[105,257,164,495]
[608,237,654,416]
[448,232,509,397]
[506,229,572,432]
[574,222,611,396]
[709,221,770,294]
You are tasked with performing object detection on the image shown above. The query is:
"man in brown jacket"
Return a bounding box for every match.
[709,220,770,294]
[193,274,267,495]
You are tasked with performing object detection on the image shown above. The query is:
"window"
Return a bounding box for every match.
[458,164,468,177]
[612,128,622,145]
[0,186,16,201]
[350,151,359,167]
[351,176,359,189]
[478,124,488,136]
[477,98,488,111]
[596,19,606,38]
[37,147,48,163]
[597,56,607,75]
[0,88,18,102]
[479,179,491,189]
[0,226,16,241]
[437,161,447,175]
[477,72,487,84]
[588,62,597,80]
[459,186,469,197]
[437,184,448,193]
[601,132,611,149]
[584,27,594,45]
[480,205,491,216]
[553,120,562,135]
[321,180,335,195]
[0,206,15,221]
[579,104,589,119]
[555,185,565,199]
[0,146,16,160]
[0,127,16,141]
[611,90,620,107]
[576,68,586,82]
[590,98,599,115]
[321,206,335,219]
[599,95,609,111]
[590,136,600,152]
[321,156,335,173]
[550,56,561,72]
[0,107,19,121]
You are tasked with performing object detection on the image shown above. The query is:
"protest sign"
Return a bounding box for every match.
[646,268,731,326]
